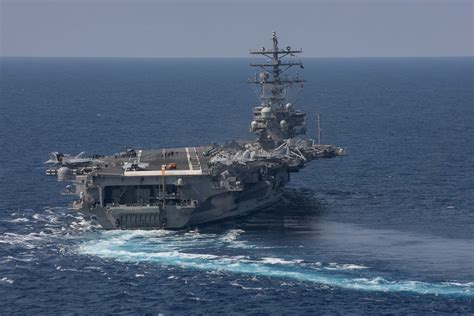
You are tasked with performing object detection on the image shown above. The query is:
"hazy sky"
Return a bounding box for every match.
[1,0,473,58]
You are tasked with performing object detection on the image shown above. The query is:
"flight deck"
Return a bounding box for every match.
[97,146,211,177]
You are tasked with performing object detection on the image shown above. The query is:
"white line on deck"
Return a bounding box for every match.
[185,147,193,171]
[124,170,203,176]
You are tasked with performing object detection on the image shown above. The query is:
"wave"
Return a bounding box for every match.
[326,263,369,271]
[6,217,30,223]
[220,229,245,242]
[260,257,304,265]
[3,209,472,298]
[0,277,14,284]
[76,229,474,297]
[230,282,265,291]
[0,232,47,249]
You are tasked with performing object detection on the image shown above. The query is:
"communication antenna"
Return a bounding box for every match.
[248,32,309,146]
[248,31,305,107]
[317,113,321,145]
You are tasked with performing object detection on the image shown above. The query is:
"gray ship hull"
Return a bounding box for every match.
[77,173,284,229]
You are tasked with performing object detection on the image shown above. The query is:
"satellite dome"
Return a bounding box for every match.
[250,120,258,131]
[280,120,288,130]
[286,103,293,111]
[261,107,272,119]
[57,167,71,181]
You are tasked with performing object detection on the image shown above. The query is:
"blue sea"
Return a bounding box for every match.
[0,57,473,314]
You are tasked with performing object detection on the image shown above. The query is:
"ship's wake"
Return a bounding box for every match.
[76,229,474,297]
[2,205,473,298]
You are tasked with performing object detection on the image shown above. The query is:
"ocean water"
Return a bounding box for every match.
[0,57,473,314]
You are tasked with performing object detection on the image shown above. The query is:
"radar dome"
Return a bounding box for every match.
[280,120,288,130]
[57,167,71,181]
[286,103,293,111]
[250,120,258,131]
[261,107,272,119]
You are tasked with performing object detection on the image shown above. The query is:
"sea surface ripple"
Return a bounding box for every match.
[1,57,473,314]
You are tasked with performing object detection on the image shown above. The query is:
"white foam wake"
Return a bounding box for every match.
[76,230,474,297]
[326,263,369,271]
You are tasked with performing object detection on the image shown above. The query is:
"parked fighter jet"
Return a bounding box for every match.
[122,150,149,171]
[45,152,104,168]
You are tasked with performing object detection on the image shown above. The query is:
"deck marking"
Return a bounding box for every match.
[193,147,202,171]
[185,147,193,171]
[124,170,203,176]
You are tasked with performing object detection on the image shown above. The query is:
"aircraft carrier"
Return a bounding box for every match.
[45,33,345,229]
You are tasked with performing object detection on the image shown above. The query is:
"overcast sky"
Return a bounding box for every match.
[1,0,472,58]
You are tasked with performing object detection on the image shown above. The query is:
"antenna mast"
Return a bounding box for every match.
[249,32,305,106]
[248,32,308,148]
[317,112,321,145]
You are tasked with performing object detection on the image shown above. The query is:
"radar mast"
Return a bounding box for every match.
[249,32,307,148]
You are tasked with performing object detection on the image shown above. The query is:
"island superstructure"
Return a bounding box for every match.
[45,33,345,229]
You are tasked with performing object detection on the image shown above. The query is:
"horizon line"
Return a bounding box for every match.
[1,55,473,59]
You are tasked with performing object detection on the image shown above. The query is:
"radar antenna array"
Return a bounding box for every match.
[248,32,306,106]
